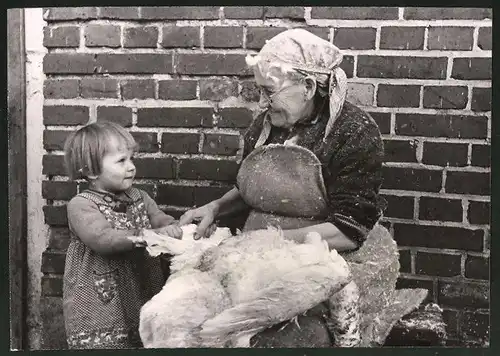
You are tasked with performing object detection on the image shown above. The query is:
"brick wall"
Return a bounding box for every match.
[38,6,491,348]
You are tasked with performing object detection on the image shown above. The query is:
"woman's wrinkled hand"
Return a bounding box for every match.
[179,202,220,240]
[155,223,183,239]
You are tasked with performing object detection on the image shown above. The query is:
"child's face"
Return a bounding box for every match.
[92,136,136,194]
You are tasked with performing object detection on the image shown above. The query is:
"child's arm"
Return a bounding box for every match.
[140,191,183,238]
[67,196,143,255]
[141,191,177,228]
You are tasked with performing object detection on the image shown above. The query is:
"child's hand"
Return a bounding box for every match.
[155,223,183,239]
[128,234,147,248]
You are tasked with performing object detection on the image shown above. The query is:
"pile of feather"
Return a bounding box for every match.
[139,224,352,348]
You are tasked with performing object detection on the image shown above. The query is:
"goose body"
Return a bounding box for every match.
[139,225,351,348]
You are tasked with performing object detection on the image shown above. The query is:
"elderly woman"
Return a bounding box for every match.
[179,29,395,347]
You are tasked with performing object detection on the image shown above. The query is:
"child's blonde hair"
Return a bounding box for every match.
[64,120,138,180]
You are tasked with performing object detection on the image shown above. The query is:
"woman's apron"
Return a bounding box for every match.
[236,144,402,347]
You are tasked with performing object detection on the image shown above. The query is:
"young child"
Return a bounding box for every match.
[62,120,182,349]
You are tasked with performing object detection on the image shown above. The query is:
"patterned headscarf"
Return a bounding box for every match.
[245,28,348,146]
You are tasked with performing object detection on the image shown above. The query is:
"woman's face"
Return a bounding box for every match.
[253,63,314,129]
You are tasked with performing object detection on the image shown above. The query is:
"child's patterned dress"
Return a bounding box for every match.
[63,188,166,349]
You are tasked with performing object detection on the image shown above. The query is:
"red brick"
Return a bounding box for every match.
[123,26,158,48]
[422,142,468,167]
[41,276,63,297]
[41,251,66,274]
[382,167,442,192]
[471,145,490,167]
[48,227,70,251]
[393,223,484,251]
[395,114,488,139]
[137,107,213,128]
[43,130,70,151]
[416,251,461,277]
[333,28,376,50]
[246,27,287,49]
[383,139,417,163]
[398,249,412,273]
[477,27,492,50]
[471,87,491,112]
[367,112,390,134]
[224,6,263,19]
[130,132,158,153]
[419,197,463,222]
[264,7,304,19]
[339,55,354,78]
[396,277,434,304]
[357,56,447,79]
[42,181,77,201]
[96,106,132,127]
[43,53,173,74]
[44,79,79,99]
[459,312,489,344]
[204,27,243,48]
[377,84,420,108]
[161,132,200,154]
[446,171,490,196]
[428,27,474,50]
[311,7,398,19]
[404,8,492,20]
[121,80,155,100]
[98,7,140,19]
[203,133,240,156]
[192,185,232,206]
[423,86,468,109]
[442,309,459,339]
[43,105,89,126]
[218,108,254,128]
[465,255,489,280]
[175,53,250,75]
[141,6,219,20]
[43,53,95,74]
[134,158,175,179]
[303,27,330,41]
[438,280,489,309]
[43,26,79,48]
[81,79,118,99]
[379,27,425,50]
[42,155,66,176]
[381,194,414,219]
[200,78,238,101]
[43,205,68,226]
[158,80,197,100]
[452,58,491,80]
[84,24,120,48]
[468,201,490,225]
[240,80,260,102]
[161,26,200,48]
[43,7,98,20]
[178,159,239,181]
[157,184,195,206]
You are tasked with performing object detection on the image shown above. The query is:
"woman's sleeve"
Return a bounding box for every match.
[324,120,386,248]
[67,196,139,255]
[139,190,175,228]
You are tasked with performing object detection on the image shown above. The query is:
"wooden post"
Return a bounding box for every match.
[7,8,27,351]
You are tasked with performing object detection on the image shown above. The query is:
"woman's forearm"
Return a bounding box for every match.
[212,187,249,218]
[283,222,358,252]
